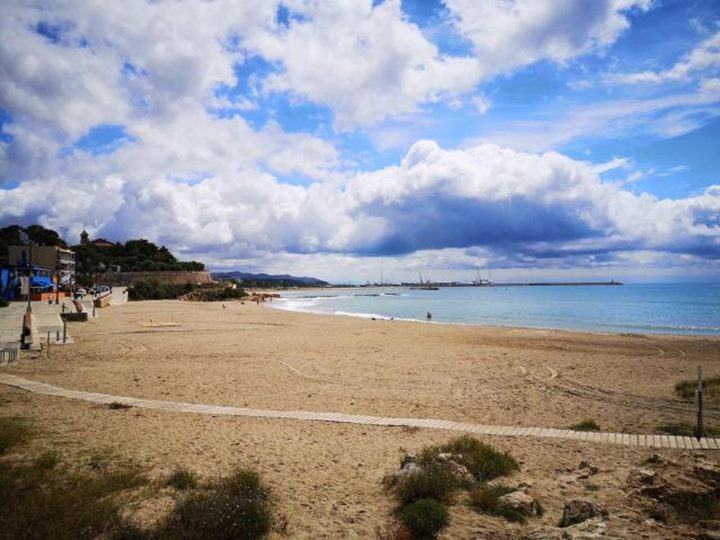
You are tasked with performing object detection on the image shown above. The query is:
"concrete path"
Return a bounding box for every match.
[0,373,716,451]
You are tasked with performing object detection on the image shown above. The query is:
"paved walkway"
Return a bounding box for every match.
[0,373,717,451]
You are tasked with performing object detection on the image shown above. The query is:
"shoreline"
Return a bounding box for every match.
[270,295,720,339]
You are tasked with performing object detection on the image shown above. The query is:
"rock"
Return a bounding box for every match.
[629,468,657,485]
[560,499,606,527]
[400,453,416,469]
[578,461,599,475]
[446,459,475,485]
[518,480,534,490]
[498,490,542,517]
[645,453,665,465]
[695,459,720,485]
[399,461,421,475]
[522,527,566,540]
[523,519,608,540]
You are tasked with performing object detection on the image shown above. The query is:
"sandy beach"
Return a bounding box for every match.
[2,299,720,538]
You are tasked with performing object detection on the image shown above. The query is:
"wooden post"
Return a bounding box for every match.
[47,331,51,358]
[696,365,704,440]
[63,320,67,344]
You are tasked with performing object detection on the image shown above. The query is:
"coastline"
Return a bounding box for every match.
[271,286,720,338]
[2,299,719,537]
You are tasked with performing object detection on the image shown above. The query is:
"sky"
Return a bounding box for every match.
[0,0,719,284]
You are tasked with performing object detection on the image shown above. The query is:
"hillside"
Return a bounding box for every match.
[212,271,328,288]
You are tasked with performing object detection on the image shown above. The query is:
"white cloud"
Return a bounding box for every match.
[445,0,652,75]
[249,1,480,129]
[608,31,720,85]
[465,86,720,152]
[470,94,491,115]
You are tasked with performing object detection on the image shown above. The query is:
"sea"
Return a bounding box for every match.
[273,282,720,336]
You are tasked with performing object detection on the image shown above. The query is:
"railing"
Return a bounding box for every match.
[0,342,19,362]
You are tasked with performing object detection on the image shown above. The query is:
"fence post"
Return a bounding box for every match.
[696,365,704,440]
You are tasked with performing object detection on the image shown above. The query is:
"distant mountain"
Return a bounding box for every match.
[212,270,329,287]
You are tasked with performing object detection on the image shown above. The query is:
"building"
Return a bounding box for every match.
[8,245,76,289]
[80,230,115,248]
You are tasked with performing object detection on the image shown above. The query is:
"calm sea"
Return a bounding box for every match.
[274,283,720,336]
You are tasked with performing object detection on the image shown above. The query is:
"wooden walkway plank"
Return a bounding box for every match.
[1,373,717,451]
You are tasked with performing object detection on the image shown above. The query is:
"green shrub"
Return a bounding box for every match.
[165,468,200,490]
[569,419,601,432]
[0,455,148,539]
[656,422,720,437]
[426,436,519,482]
[157,466,277,540]
[468,483,532,523]
[35,451,61,470]
[0,416,30,453]
[387,461,460,506]
[129,280,195,301]
[675,377,720,401]
[399,499,449,539]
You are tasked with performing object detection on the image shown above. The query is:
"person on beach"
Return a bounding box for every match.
[426,311,432,321]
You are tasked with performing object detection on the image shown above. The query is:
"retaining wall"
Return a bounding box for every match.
[96,271,213,286]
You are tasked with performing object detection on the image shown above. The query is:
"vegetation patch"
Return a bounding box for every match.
[398,499,449,539]
[675,377,720,401]
[108,401,133,410]
[35,450,61,470]
[665,489,720,523]
[656,422,720,437]
[382,436,530,537]
[569,419,601,432]
[384,460,459,506]
[129,280,196,301]
[165,467,200,490]
[424,435,519,482]
[157,466,283,540]
[0,416,30,453]
[0,452,147,539]
[468,483,527,523]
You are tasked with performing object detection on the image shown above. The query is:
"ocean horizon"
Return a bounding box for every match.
[274,282,720,336]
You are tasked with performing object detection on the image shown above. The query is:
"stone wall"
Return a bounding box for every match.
[96,271,213,286]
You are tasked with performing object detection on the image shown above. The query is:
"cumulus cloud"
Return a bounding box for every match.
[445,0,652,75]
[249,1,480,129]
[4,139,717,273]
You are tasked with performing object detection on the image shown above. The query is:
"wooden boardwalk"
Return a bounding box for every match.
[1,373,716,451]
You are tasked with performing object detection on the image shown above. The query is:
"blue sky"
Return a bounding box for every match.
[0,0,719,282]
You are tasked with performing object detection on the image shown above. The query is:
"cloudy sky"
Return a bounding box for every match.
[1,0,719,283]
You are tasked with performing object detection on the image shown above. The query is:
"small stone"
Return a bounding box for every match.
[630,468,657,485]
[560,499,606,527]
[578,460,599,475]
[400,453,416,469]
[498,490,542,517]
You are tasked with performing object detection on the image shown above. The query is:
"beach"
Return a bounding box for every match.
[2,300,720,538]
